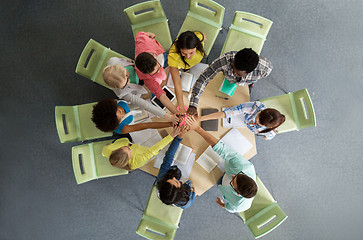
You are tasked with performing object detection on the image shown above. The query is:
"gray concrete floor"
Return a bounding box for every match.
[1,0,362,239]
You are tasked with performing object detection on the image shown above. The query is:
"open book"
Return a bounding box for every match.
[196,145,225,173]
[174,144,193,165]
[153,144,195,179]
[167,63,208,92]
[129,124,162,147]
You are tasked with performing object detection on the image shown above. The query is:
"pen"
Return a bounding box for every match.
[215,95,229,100]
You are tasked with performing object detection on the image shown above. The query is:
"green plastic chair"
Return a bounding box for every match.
[136,185,183,240]
[239,176,287,239]
[221,11,273,55]
[55,102,112,143]
[124,0,172,51]
[177,0,225,56]
[260,88,316,133]
[72,139,128,184]
[75,39,139,89]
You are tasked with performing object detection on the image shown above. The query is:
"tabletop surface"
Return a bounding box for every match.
[139,72,257,195]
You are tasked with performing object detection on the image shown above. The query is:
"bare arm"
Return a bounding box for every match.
[159,93,178,114]
[121,121,172,134]
[186,117,219,147]
[200,111,225,121]
[169,67,185,113]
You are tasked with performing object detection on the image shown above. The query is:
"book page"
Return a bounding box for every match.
[197,153,218,173]
[129,122,162,146]
[221,128,252,156]
[175,145,193,165]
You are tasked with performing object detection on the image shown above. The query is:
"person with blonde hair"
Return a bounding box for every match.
[102,125,181,170]
[102,57,175,123]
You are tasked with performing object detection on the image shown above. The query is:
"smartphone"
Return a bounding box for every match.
[151,86,176,109]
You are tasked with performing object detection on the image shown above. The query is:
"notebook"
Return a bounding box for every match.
[196,145,225,173]
[219,78,237,97]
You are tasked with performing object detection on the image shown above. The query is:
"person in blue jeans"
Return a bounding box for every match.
[156,126,196,209]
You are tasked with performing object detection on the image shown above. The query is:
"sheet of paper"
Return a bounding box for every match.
[221,128,252,156]
[222,108,246,128]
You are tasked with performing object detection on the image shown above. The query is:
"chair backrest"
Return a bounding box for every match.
[136,185,183,240]
[291,88,316,130]
[221,11,273,55]
[55,102,112,143]
[239,176,287,239]
[72,140,128,184]
[260,88,316,133]
[124,0,172,50]
[177,0,225,56]
[75,39,131,89]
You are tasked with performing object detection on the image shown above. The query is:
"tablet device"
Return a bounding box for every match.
[201,108,219,131]
[151,86,176,109]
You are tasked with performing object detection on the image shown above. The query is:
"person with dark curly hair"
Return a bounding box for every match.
[134,32,178,114]
[168,31,206,113]
[187,48,273,116]
[186,117,257,213]
[156,125,196,209]
[198,101,286,140]
[91,99,172,134]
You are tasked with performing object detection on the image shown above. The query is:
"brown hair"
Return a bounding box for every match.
[258,108,286,134]
[109,147,131,170]
[236,174,257,198]
[102,64,128,89]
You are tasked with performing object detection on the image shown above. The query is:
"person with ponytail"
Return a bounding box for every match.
[168,31,206,113]
[199,101,285,140]
[156,126,196,209]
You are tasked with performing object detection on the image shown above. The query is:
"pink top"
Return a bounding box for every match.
[135,32,166,98]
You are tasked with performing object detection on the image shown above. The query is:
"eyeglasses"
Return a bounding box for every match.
[121,76,130,89]
[149,62,161,77]
[230,171,245,194]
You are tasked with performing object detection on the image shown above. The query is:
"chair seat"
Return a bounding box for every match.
[145,186,183,227]
[76,103,113,140]
[222,27,265,55]
[260,94,297,133]
[92,140,128,177]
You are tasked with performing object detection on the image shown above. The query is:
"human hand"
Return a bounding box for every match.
[170,125,181,138]
[178,105,187,114]
[185,116,199,130]
[216,197,225,208]
[178,125,190,138]
[187,106,198,116]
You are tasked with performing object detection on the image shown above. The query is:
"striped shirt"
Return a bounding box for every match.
[189,51,272,107]
[223,101,277,140]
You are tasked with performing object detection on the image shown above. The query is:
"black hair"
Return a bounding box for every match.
[91,99,119,132]
[135,52,158,74]
[173,31,205,68]
[233,48,259,73]
[157,166,191,206]
[236,174,258,198]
